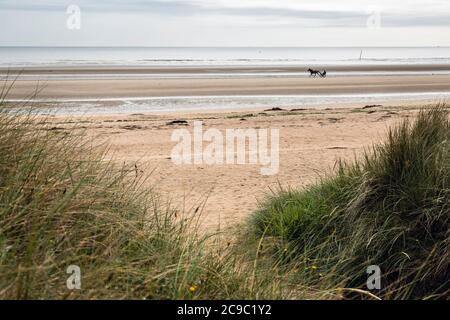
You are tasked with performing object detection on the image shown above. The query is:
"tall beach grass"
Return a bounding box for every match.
[251,106,450,299]
[0,102,294,299]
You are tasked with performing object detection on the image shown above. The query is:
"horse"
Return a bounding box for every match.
[307,68,320,77]
[307,68,327,78]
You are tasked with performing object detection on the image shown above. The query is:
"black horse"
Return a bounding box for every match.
[308,68,326,78]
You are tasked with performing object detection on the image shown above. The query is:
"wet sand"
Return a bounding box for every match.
[3,75,450,101]
[3,63,450,75]
[2,64,450,101]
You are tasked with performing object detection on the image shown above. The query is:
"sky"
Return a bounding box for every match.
[1,0,450,46]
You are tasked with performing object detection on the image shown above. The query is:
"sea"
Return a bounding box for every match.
[1,46,450,67]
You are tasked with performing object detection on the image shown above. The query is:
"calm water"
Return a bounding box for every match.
[1,47,450,67]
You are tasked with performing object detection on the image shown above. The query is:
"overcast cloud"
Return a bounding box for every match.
[0,0,449,46]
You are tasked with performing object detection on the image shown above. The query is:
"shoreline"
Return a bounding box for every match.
[5,96,448,116]
[3,64,450,115]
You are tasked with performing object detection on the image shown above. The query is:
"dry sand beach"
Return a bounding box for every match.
[45,104,428,230]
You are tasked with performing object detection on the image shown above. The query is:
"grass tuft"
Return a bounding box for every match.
[251,106,450,299]
[0,105,290,299]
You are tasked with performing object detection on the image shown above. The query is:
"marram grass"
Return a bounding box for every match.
[251,106,450,299]
[0,106,295,300]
